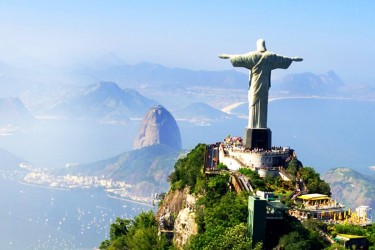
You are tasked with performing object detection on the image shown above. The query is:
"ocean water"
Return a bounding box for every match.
[268,98,375,174]
[0,174,154,250]
[195,97,375,174]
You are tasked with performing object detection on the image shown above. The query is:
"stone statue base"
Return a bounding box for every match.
[243,128,271,150]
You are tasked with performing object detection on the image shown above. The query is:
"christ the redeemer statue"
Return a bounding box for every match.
[219,39,303,149]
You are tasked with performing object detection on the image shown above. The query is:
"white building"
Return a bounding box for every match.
[218,142,292,178]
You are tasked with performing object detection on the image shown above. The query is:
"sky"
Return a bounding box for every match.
[0,0,375,84]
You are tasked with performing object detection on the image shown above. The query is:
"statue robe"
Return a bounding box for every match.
[230,51,292,128]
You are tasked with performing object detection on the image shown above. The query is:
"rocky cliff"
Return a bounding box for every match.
[133,105,182,150]
[156,188,198,249]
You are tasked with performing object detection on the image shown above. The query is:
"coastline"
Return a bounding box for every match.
[107,194,154,208]
[221,96,375,114]
[19,180,155,208]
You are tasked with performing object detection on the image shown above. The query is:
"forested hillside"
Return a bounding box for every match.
[99,144,375,249]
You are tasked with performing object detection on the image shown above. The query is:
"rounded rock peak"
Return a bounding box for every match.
[133,105,182,150]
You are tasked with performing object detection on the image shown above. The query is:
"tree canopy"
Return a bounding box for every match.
[168,144,206,193]
[99,210,170,250]
[300,167,331,195]
[99,143,375,250]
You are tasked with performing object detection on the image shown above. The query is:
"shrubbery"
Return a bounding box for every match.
[168,144,206,193]
[187,174,251,249]
[286,157,303,176]
[100,143,366,250]
[300,167,331,195]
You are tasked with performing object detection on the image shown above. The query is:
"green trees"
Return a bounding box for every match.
[110,217,131,240]
[187,223,252,250]
[365,224,375,248]
[331,223,366,236]
[168,144,206,193]
[326,223,375,249]
[187,191,251,249]
[186,173,251,250]
[100,142,358,249]
[217,162,228,171]
[273,218,328,250]
[278,231,312,250]
[99,211,169,250]
[285,158,303,177]
[300,167,331,195]
[329,222,373,247]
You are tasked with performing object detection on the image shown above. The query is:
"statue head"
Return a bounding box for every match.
[256,39,267,52]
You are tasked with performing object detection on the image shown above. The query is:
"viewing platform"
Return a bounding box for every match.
[212,136,294,178]
[289,193,346,220]
[289,193,372,226]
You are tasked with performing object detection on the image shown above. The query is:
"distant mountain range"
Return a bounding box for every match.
[1,58,374,119]
[75,61,375,113]
[1,56,375,99]
[271,71,344,96]
[46,81,158,122]
[0,97,35,127]
[71,58,375,100]
[172,102,232,125]
[74,57,248,89]
[3,69,351,129]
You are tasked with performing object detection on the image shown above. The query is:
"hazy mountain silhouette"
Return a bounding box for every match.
[69,60,247,89]
[172,102,232,124]
[0,59,373,107]
[0,97,35,127]
[271,71,345,96]
[47,81,157,122]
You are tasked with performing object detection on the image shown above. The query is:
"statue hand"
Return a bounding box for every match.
[219,54,230,59]
[292,57,303,62]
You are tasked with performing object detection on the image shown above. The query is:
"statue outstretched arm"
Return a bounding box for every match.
[291,57,303,62]
[218,54,231,59]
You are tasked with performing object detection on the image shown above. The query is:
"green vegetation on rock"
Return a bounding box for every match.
[186,175,252,249]
[285,157,303,177]
[168,144,206,193]
[100,144,374,249]
[300,167,331,195]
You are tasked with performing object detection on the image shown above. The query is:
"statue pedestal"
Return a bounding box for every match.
[243,128,271,150]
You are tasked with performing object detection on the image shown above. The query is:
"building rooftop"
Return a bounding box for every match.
[336,234,367,240]
[297,193,329,201]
